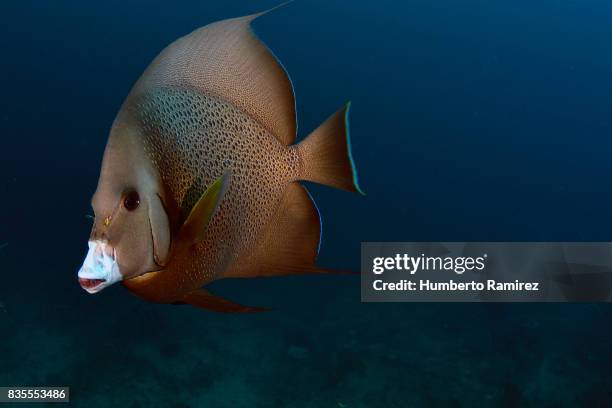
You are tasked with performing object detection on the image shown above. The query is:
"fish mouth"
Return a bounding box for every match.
[78,241,123,294]
[78,278,107,291]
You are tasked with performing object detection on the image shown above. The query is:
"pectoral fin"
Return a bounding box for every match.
[179,172,231,245]
[178,288,269,313]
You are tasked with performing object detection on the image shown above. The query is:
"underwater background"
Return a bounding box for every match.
[1,0,612,406]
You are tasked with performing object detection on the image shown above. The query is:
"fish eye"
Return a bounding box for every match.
[123,191,140,211]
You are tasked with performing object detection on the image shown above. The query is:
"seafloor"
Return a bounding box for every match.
[0,267,610,407]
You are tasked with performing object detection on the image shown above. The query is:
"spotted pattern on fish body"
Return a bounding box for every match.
[136,88,301,284]
[82,7,363,312]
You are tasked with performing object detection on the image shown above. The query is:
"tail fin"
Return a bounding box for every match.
[296,102,364,194]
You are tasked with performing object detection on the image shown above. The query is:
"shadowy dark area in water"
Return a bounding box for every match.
[1,0,612,406]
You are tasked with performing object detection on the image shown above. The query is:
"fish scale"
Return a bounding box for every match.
[136,88,298,282]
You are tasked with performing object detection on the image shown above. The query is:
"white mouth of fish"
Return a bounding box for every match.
[78,241,122,294]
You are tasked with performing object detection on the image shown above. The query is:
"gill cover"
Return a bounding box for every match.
[149,193,171,266]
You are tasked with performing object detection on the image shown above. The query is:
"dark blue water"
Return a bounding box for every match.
[1,0,612,406]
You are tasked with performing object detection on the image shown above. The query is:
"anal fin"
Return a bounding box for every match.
[223,182,331,278]
[178,288,268,313]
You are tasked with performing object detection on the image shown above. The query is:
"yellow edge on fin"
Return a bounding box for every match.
[179,171,231,245]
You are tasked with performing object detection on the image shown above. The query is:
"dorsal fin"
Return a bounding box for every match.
[129,6,297,145]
